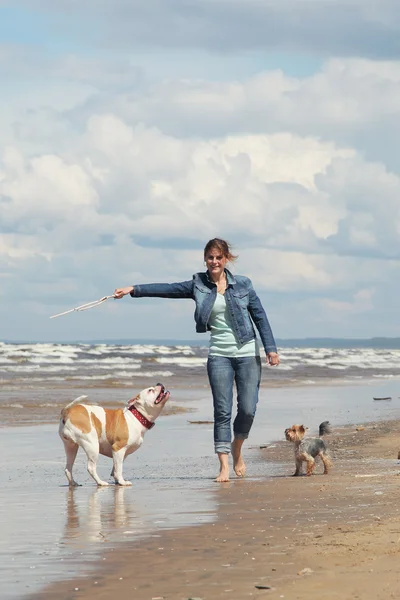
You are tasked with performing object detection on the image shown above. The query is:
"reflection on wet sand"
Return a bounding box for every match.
[1,418,216,600]
[63,486,136,544]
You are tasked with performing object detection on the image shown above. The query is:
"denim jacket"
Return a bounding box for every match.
[131,269,277,354]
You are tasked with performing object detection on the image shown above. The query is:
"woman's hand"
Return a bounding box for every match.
[267,352,280,366]
[114,286,134,299]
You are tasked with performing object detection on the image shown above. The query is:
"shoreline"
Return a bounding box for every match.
[0,402,196,428]
[27,414,400,600]
[1,374,399,429]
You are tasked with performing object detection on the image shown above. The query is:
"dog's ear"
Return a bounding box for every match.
[299,425,307,434]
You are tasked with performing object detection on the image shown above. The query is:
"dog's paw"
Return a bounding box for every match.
[117,480,132,486]
[97,480,110,487]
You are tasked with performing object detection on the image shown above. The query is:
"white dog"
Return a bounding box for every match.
[59,383,170,487]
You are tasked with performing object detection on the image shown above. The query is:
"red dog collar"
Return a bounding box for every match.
[128,405,155,430]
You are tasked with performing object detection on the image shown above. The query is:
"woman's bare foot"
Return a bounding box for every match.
[232,438,246,478]
[215,452,230,482]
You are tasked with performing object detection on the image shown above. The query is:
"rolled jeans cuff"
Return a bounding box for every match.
[214,443,231,454]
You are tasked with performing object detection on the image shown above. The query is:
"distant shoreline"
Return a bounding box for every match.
[2,336,400,349]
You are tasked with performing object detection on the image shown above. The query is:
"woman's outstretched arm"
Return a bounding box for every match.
[114,280,194,299]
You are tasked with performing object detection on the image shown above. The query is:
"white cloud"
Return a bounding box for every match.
[4,48,400,162]
[46,58,399,177]
[1,148,99,236]
[319,157,400,258]
[1,116,355,255]
[1,108,399,344]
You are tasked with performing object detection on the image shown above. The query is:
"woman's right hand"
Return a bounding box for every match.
[114,286,134,299]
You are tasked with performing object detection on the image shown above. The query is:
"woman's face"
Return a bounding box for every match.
[205,247,228,280]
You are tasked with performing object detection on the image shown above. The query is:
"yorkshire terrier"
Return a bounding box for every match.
[284,421,332,476]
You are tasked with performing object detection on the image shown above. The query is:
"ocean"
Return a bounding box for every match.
[1,339,400,426]
[3,340,400,386]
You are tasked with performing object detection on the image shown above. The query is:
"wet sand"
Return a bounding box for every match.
[24,416,400,600]
[0,415,219,600]
[2,382,400,600]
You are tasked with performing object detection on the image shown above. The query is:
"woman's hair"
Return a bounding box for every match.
[203,238,238,263]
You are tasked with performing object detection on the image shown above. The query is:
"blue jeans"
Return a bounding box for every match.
[207,355,262,454]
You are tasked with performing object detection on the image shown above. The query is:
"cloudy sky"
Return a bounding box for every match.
[1,0,400,343]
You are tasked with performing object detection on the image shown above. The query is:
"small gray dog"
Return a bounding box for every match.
[284,421,332,476]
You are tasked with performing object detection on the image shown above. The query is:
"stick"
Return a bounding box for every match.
[50,295,115,319]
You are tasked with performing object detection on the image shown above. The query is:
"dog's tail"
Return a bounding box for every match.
[60,395,88,422]
[63,395,88,411]
[319,421,332,437]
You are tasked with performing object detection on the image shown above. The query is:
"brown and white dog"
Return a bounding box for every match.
[59,383,170,487]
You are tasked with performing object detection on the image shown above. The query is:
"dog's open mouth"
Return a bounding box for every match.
[155,383,170,405]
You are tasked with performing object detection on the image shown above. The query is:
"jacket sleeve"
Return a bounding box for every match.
[130,280,194,299]
[247,281,278,354]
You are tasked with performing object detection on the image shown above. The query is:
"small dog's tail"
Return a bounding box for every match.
[319,421,332,437]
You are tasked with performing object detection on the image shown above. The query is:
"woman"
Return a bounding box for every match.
[114,238,280,482]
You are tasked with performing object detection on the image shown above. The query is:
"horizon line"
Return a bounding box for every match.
[2,336,400,344]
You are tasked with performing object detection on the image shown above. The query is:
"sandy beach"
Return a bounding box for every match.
[18,415,400,600]
[18,414,400,600]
